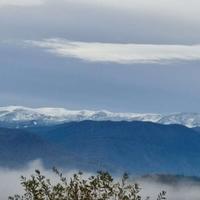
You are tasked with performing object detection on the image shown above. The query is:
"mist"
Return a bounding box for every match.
[1,160,200,200]
[0,160,89,199]
[138,179,200,200]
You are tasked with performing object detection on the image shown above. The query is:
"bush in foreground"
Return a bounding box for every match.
[9,168,166,200]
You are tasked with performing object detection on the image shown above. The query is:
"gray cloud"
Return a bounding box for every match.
[63,0,200,22]
[0,0,46,7]
[2,0,200,24]
[0,0,200,44]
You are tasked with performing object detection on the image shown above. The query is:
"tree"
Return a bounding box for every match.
[9,168,166,200]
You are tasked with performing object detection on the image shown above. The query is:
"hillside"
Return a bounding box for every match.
[1,120,200,174]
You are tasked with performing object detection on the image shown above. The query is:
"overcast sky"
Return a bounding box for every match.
[1,0,200,113]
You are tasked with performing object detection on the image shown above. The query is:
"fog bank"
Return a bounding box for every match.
[1,160,200,200]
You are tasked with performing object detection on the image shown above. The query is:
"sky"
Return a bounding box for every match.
[1,0,200,113]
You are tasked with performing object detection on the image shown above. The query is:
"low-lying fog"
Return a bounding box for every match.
[1,160,200,200]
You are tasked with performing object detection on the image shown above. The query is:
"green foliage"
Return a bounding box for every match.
[9,168,166,200]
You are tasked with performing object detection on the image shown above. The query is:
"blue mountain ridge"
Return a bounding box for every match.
[1,120,200,175]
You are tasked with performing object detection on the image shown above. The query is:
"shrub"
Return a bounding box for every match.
[9,168,166,200]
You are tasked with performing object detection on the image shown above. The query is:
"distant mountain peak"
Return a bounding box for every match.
[0,106,200,128]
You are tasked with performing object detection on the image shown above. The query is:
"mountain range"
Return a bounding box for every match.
[1,119,200,175]
[1,106,200,128]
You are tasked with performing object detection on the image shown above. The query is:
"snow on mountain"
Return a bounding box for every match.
[0,106,200,128]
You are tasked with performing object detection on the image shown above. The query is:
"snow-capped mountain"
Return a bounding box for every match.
[0,106,200,128]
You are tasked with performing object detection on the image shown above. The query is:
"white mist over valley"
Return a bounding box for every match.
[1,160,200,200]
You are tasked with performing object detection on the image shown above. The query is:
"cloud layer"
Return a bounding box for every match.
[25,39,200,64]
[2,0,200,23]
[0,0,45,7]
